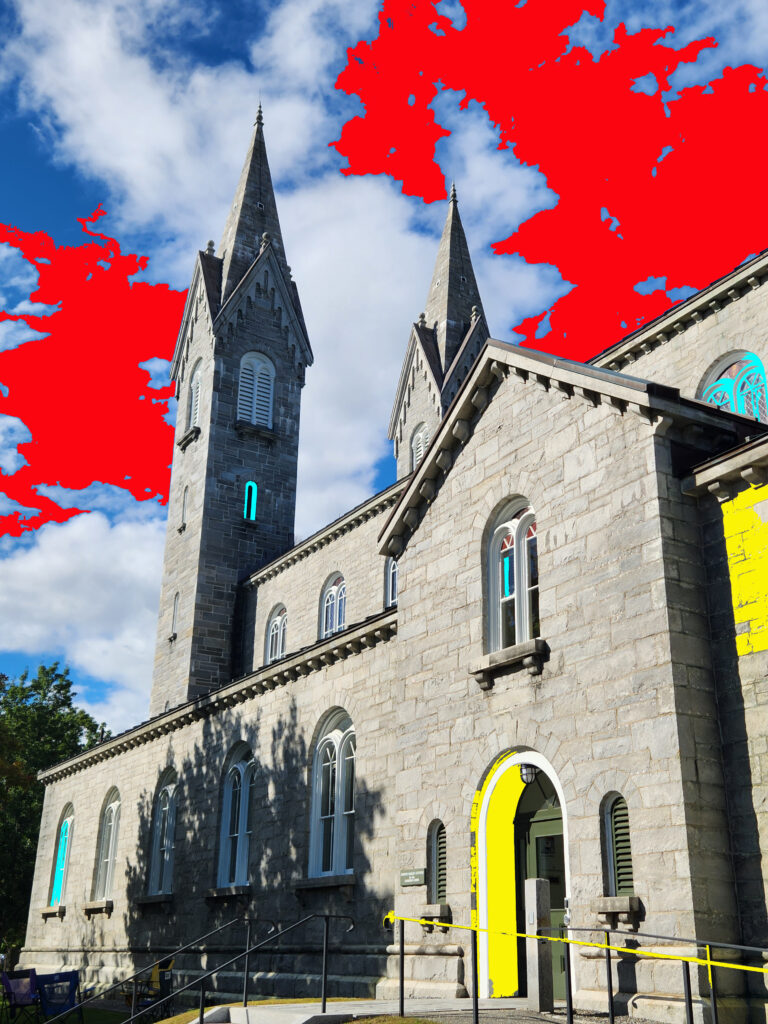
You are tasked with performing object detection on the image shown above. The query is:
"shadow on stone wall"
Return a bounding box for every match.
[121,697,389,1002]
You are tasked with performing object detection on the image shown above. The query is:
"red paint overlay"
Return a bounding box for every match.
[0,208,185,536]
[334,0,768,360]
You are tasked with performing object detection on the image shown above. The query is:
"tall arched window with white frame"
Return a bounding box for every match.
[148,772,177,895]
[701,352,768,423]
[266,606,287,664]
[411,423,430,471]
[94,788,121,900]
[487,501,540,651]
[385,557,398,608]
[321,576,346,638]
[188,361,202,430]
[50,804,74,907]
[218,749,253,886]
[309,712,355,877]
[238,352,276,428]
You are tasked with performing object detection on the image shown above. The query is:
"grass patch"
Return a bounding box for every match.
[157,996,375,1024]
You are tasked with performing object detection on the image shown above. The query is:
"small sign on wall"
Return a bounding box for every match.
[400,868,426,887]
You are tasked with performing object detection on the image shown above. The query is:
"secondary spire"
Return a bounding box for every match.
[423,183,487,373]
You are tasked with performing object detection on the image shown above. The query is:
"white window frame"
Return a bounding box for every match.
[309,713,355,877]
[148,777,177,896]
[487,502,539,652]
[321,576,346,638]
[385,557,398,608]
[94,789,121,900]
[188,361,202,429]
[217,754,253,887]
[238,352,276,428]
[410,423,430,471]
[266,606,287,664]
[50,805,74,907]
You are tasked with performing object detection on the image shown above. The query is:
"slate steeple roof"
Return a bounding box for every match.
[218,105,289,305]
[423,183,487,373]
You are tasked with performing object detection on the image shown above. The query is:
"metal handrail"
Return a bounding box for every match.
[43,918,242,1024]
[118,913,354,1024]
[548,925,768,957]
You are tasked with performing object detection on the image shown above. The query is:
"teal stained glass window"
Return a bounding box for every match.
[703,353,768,422]
[244,481,258,521]
[50,813,72,906]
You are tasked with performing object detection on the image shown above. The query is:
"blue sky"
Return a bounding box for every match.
[1,0,767,731]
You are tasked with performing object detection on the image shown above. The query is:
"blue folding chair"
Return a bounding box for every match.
[0,971,39,1024]
[35,973,82,1024]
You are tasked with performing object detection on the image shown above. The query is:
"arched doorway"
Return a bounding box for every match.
[473,750,569,999]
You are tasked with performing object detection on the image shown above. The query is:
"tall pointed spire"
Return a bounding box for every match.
[218,107,288,305]
[423,184,487,373]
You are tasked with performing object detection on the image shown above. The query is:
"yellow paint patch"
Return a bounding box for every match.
[723,484,768,655]
[470,751,526,997]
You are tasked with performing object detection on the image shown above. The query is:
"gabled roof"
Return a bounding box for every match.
[591,247,768,371]
[199,249,223,316]
[387,324,443,441]
[379,340,764,554]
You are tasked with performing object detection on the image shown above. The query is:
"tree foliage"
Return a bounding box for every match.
[0,663,107,950]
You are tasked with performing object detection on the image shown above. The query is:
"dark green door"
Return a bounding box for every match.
[526,816,566,999]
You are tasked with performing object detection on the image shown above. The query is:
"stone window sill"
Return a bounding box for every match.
[205,885,251,900]
[235,420,276,441]
[470,638,549,690]
[41,906,66,920]
[136,893,174,906]
[176,426,201,451]
[293,875,356,903]
[420,903,451,934]
[591,895,641,927]
[84,899,113,918]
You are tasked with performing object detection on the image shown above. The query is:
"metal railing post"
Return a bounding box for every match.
[605,930,614,1024]
[131,978,138,1020]
[707,945,720,1024]
[471,927,479,1024]
[682,959,694,1024]
[198,977,206,1024]
[242,918,252,1007]
[399,918,405,1018]
[321,916,329,1014]
[564,935,574,1024]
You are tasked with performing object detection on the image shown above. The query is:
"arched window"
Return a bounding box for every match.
[411,423,430,471]
[218,749,253,886]
[604,794,634,896]
[309,712,355,877]
[266,606,287,664]
[188,361,202,430]
[180,486,189,531]
[427,819,447,904]
[149,772,177,896]
[321,576,346,638]
[487,501,540,651]
[702,352,768,423]
[386,557,398,608]
[50,804,74,907]
[170,592,179,640]
[94,788,121,900]
[238,353,276,428]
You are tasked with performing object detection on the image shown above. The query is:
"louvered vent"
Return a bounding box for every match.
[238,364,255,420]
[255,369,273,426]
[611,796,634,895]
[435,821,447,902]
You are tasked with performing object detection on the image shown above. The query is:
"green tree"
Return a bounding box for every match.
[0,663,107,951]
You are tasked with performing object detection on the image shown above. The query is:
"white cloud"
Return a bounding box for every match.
[0,512,165,731]
[0,414,32,473]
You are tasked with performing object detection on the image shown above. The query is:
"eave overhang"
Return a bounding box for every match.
[682,434,768,500]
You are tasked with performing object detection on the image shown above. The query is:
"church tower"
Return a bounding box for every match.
[389,185,489,478]
[149,108,313,716]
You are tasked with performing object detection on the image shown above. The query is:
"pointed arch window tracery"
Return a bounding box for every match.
[702,353,768,422]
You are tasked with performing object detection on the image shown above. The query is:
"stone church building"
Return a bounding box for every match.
[21,110,768,1021]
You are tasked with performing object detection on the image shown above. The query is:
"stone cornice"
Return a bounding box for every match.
[244,480,407,588]
[378,339,761,556]
[682,434,768,500]
[38,610,398,785]
[591,249,768,371]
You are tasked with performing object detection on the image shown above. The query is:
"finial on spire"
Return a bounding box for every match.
[206,240,215,256]
[255,103,263,127]
[418,311,426,327]
[450,181,457,204]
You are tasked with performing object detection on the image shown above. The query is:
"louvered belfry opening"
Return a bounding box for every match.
[428,819,447,903]
[238,353,275,428]
[610,795,634,895]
